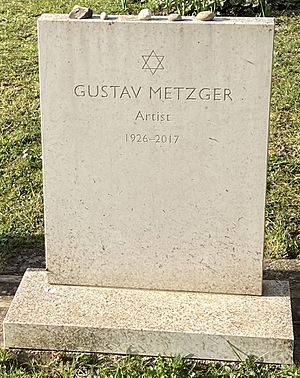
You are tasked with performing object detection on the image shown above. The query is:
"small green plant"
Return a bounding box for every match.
[1,352,300,377]
[146,0,271,16]
[146,0,216,16]
[121,0,128,11]
[126,0,299,16]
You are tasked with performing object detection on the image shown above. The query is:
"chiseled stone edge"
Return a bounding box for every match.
[3,270,294,364]
[38,13,275,25]
[4,323,294,364]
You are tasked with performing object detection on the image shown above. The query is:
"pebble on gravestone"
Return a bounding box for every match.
[196,11,215,21]
[69,5,93,19]
[168,13,182,21]
[138,9,152,20]
[99,12,107,21]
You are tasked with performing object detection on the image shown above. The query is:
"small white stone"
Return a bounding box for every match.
[168,13,181,21]
[138,9,152,21]
[99,12,107,21]
[196,11,215,21]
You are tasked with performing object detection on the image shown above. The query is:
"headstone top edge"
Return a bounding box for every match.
[37,13,274,26]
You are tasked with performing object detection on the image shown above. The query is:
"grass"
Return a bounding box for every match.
[265,16,300,258]
[1,352,300,378]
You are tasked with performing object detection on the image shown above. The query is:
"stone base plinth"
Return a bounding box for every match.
[3,269,293,363]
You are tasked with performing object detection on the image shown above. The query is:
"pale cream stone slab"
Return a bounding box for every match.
[38,15,274,294]
[3,270,293,363]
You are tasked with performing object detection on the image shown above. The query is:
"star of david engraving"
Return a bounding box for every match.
[142,50,165,75]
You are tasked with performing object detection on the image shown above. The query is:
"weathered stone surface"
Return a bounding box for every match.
[3,270,294,363]
[37,14,274,295]
[168,13,181,21]
[69,5,93,19]
[117,15,137,21]
[138,9,152,20]
[196,11,215,21]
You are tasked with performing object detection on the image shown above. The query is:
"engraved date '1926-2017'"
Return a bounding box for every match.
[125,134,180,144]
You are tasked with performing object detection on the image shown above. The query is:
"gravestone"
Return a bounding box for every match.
[3,14,294,363]
[40,14,271,295]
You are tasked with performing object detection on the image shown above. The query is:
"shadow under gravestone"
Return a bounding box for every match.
[0,234,45,277]
[0,234,45,345]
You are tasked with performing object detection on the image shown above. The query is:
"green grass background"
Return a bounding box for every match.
[2,352,300,378]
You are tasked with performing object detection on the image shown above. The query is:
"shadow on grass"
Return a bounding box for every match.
[0,234,45,275]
